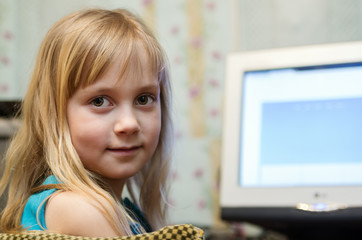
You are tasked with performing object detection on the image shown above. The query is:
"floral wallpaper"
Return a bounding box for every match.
[3,0,361,229]
[161,0,229,226]
[0,0,16,99]
[0,0,231,227]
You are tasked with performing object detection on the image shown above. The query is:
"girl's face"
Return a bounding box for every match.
[67,47,161,192]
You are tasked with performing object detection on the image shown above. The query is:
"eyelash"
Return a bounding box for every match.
[89,94,157,108]
[90,96,111,107]
[135,94,156,106]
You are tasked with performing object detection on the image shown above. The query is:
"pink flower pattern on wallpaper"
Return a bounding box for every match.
[189,85,201,99]
[142,0,153,7]
[158,0,226,222]
[1,30,14,68]
[206,1,216,11]
[170,25,180,35]
[2,30,14,40]
[175,131,183,140]
[171,170,179,181]
[167,197,177,208]
[0,56,10,66]
[193,168,204,179]
[1,29,15,95]
[190,36,203,48]
[197,199,207,209]
[0,83,9,93]
[208,78,220,88]
[173,56,183,65]
[211,51,223,61]
[209,108,219,118]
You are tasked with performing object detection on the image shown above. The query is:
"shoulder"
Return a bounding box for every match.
[21,188,57,230]
[45,191,120,237]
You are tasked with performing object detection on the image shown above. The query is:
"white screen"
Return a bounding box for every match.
[240,63,362,187]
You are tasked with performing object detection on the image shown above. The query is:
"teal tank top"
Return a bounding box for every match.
[21,176,152,234]
[21,175,58,230]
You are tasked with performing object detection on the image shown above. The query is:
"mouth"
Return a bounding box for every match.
[106,146,141,155]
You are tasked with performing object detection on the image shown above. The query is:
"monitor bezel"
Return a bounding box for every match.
[220,42,362,220]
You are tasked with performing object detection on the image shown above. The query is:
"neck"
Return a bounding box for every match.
[102,178,126,201]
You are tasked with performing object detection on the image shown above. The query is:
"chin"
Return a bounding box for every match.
[106,171,139,180]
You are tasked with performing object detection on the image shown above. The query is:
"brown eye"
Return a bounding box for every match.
[136,95,154,105]
[91,97,110,107]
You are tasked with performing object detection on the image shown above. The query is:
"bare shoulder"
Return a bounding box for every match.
[45,191,120,237]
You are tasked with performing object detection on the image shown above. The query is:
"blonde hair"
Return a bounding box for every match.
[0,8,173,235]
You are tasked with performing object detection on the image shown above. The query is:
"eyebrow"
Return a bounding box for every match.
[81,82,160,94]
[135,83,160,92]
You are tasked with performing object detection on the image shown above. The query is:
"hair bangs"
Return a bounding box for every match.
[63,9,167,98]
[139,35,168,84]
[65,10,136,96]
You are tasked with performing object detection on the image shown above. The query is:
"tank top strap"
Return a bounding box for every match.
[21,175,60,230]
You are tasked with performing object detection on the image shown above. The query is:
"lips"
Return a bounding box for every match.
[106,146,141,156]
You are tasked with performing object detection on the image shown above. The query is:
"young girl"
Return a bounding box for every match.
[0,8,173,237]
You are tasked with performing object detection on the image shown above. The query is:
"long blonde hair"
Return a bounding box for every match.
[0,8,173,235]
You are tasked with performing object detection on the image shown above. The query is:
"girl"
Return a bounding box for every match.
[0,8,173,237]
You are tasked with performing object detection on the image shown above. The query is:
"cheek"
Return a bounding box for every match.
[68,116,106,159]
[71,123,105,147]
[150,112,162,148]
[141,110,162,145]
[152,108,162,133]
[68,106,104,145]
[69,127,107,171]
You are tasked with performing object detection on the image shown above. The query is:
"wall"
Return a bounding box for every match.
[0,0,232,227]
[237,0,362,50]
[2,0,362,229]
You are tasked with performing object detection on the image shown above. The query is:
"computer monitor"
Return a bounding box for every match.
[220,41,362,237]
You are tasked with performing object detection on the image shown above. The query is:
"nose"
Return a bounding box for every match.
[113,107,140,135]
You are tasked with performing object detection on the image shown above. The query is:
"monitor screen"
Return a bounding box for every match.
[220,42,362,233]
[241,63,362,188]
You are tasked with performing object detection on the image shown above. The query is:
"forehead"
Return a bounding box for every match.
[111,42,156,84]
[95,44,159,88]
[79,40,157,88]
